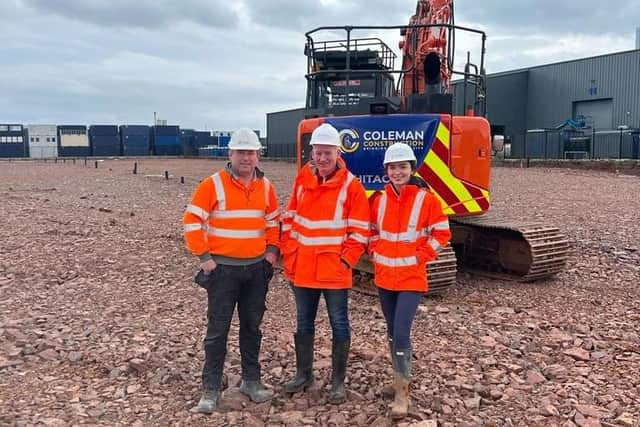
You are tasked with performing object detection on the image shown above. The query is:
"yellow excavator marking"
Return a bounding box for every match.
[425,151,483,213]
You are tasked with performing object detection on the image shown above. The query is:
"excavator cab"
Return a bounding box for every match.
[300,24,492,191]
[304,37,399,117]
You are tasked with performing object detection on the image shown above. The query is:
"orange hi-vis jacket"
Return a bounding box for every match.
[280,160,370,289]
[182,165,280,264]
[369,183,452,293]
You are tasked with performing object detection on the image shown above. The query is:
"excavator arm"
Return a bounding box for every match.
[400,0,453,97]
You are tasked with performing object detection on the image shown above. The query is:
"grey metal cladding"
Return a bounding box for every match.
[486,71,529,133]
[266,107,306,156]
[526,50,640,130]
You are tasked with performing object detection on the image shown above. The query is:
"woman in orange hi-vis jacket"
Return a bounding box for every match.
[280,123,370,404]
[369,142,452,419]
[182,128,280,414]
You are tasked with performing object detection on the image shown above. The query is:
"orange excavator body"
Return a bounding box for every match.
[297,1,569,288]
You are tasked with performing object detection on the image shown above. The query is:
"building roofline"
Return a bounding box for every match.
[453,48,640,82]
[489,48,640,77]
[266,107,306,115]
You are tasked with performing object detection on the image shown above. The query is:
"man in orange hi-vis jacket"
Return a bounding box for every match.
[182,128,279,414]
[280,123,370,404]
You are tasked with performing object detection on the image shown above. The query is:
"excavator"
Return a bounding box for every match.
[296,0,570,294]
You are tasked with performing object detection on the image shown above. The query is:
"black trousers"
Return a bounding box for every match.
[202,260,273,391]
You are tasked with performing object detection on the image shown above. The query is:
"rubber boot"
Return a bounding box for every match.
[382,338,395,398]
[196,389,219,414]
[284,334,314,393]
[239,380,274,403]
[390,348,411,419]
[327,339,350,404]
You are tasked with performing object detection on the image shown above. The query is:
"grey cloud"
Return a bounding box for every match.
[243,0,416,31]
[0,46,304,130]
[455,0,638,35]
[20,0,238,29]
[1,0,636,132]
[243,0,637,39]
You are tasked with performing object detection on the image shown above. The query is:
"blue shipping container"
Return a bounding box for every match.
[89,125,121,156]
[198,146,217,157]
[120,125,151,156]
[0,124,28,158]
[218,135,231,147]
[58,125,90,157]
[181,129,197,156]
[154,125,180,136]
[154,136,182,155]
[152,125,181,155]
[193,131,215,150]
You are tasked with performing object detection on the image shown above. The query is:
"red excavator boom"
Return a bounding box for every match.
[400,0,453,97]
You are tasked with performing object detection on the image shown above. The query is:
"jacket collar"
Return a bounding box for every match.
[300,158,347,188]
[385,182,420,199]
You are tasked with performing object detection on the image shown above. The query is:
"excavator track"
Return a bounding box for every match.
[450,212,570,281]
[353,245,458,296]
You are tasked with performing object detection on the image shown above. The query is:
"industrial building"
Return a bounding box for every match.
[266,49,640,160]
[453,49,640,159]
[27,124,58,158]
[0,122,243,158]
[0,124,28,158]
[57,126,90,157]
[266,108,306,158]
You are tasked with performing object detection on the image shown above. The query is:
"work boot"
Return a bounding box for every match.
[390,348,412,419]
[284,334,315,393]
[196,389,219,414]
[239,380,274,403]
[327,338,350,404]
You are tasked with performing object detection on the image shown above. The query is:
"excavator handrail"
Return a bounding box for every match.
[304,23,486,81]
[305,24,486,38]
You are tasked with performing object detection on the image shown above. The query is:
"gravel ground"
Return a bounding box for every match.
[0,158,638,427]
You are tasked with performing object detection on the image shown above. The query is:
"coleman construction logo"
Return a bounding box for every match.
[339,128,425,153]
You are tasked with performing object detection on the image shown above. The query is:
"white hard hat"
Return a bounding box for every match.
[229,128,262,150]
[383,142,417,165]
[309,123,340,146]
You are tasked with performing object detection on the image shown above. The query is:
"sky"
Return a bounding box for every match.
[0,0,637,134]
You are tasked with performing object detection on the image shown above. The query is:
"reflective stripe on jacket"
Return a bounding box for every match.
[281,159,369,289]
[369,183,451,292]
[182,166,279,261]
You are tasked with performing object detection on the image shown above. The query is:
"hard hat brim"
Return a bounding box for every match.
[309,141,340,147]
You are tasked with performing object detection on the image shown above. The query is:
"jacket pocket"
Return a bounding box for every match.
[315,249,346,282]
[281,239,298,279]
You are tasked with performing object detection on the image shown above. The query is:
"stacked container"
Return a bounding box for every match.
[152,125,181,155]
[120,125,151,156]
[57,125,90,157]
[213,131,231,157]
[89,125,121,156]
[27,125,58,158]
[214,131,231,149]
[0,124,28,158]
[193,131,214,152]
[198,146,216,157]
[180,129,197,156]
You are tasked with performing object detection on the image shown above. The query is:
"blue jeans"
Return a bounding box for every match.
[291,285,350,341]
[378,288,422,349]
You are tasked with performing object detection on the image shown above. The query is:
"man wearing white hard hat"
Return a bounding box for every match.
[368,142,451,418]
[183,127,280,413]
[280,123,370,404]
